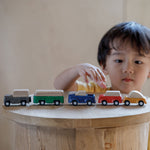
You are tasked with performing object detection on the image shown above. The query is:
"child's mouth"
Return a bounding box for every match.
[122,78,134,82]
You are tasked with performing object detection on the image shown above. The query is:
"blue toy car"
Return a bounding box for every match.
[68,91,96,106]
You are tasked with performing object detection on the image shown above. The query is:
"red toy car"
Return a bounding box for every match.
[98,91,123,106]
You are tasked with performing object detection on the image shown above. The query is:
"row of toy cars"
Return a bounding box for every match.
[98,90,147,106]
[4,89,64,107]
[69,90,147,106]
[4,89,147,107]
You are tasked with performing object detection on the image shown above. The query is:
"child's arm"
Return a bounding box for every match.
[53,63,106,91]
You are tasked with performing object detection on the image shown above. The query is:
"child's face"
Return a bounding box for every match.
[103,43,150,94]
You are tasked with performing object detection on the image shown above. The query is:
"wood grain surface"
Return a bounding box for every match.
[2,94,150,128]
[1,94,150,150]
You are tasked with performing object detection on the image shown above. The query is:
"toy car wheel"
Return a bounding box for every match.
[124,100,130,106]
[87,100,92,106]
[72,100,78,106]
[39,100,45,105]
[54,100,60,106]
[21,100,26,106]
[114,100,119,106]
[5,101,10,107]
[102,100,107,106]
[138,100,144,106]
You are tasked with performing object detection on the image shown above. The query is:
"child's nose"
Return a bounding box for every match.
[122,63,134,74]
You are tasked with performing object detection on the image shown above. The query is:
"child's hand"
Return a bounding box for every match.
[76,63,107,88]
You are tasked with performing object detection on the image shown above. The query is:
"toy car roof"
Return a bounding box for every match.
[34,90,64,96]
[128,90,145,98]
[68,91,87,96]
[105,90,121,96]
[13,89,30,97]
[75,91,87,96]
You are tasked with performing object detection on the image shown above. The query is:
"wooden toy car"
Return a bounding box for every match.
[33,90,64,105]
[98,90,123,106]
[123,90,147,106]
[68,91,96,106]
[4,89,31,106]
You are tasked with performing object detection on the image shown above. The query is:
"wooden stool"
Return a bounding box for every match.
[2,97,150,150]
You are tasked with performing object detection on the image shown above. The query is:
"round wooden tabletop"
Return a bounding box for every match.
[2,94,150,129]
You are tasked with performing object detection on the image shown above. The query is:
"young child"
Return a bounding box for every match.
[54,21,150,94]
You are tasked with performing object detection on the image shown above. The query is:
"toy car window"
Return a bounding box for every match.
[13,89,29,97]
[76,91,86,96]
[129,91,144,98]
[129,92,143,98]
[105,91,120,96]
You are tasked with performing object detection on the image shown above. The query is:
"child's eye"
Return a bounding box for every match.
[114,59,123,63]
[134,60,143,64]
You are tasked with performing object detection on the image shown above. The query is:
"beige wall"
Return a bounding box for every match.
[0,0,150,149]
[0,0,123,95]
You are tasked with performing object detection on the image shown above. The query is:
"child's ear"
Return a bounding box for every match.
[102,66,109,75]
[148,72,150,78]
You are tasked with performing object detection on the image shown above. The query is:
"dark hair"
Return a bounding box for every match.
[98,21,150,68]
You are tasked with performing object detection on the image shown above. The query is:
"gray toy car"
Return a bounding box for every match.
[4,89,31,106]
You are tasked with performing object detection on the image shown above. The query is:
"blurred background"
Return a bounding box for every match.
[0,0,150,149]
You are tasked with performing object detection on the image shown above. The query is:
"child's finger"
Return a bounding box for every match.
[88,69,97,82]
[85,68,97,82]
[94,68,107,88]
[79,70,89,83]
[86,68,106,89]
[90,67,105,83]
[93,68,103,82]
[85,66,105,83]
[97,80,107,88]
[97,68,106,82]
[94,72,106,88]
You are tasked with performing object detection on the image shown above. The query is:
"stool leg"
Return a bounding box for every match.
[147,123,150,150]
